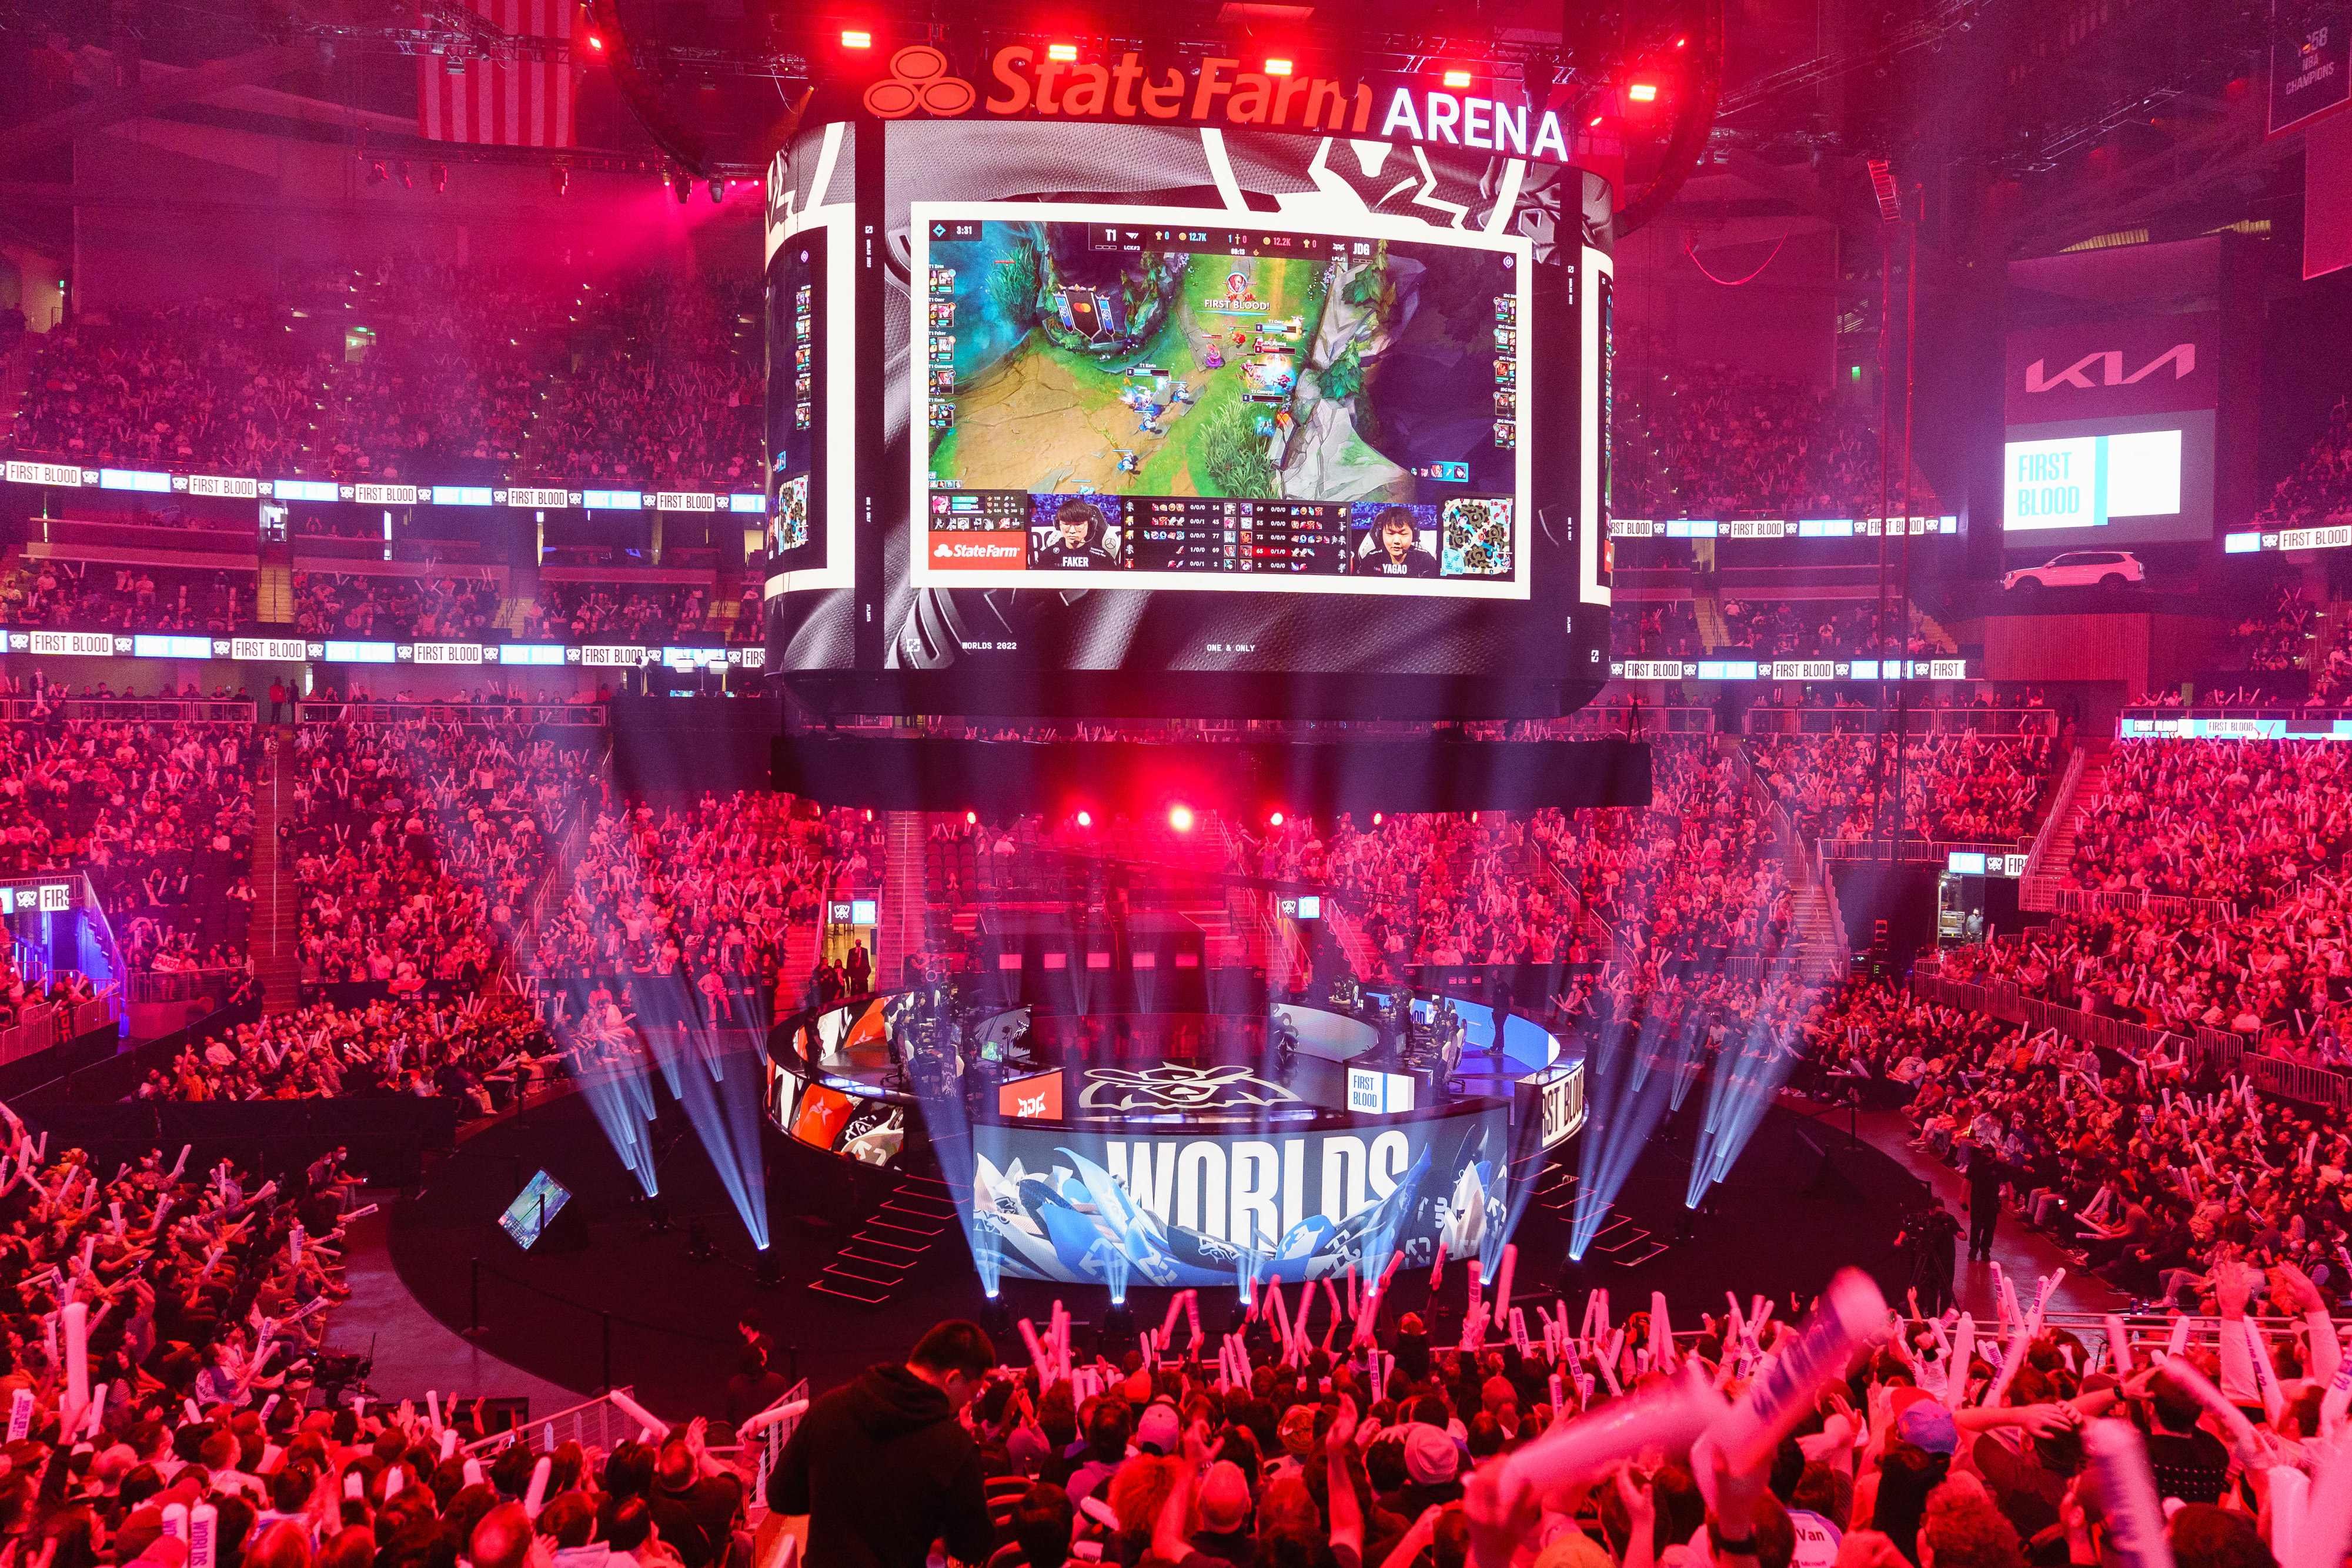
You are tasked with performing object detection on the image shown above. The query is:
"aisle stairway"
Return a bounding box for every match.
[2019,740,2110,912]
[881,811,927,984]
[251,724,303,1013]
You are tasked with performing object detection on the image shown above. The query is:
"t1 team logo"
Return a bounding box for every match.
[863,46,977,119]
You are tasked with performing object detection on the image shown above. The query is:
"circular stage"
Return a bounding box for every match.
[390,992,1931,1413]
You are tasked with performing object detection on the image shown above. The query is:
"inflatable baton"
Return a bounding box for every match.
[62,1300,88,1409]
[2104,1315,2133,1377]
[1704,1269,1885,1472]
[1501,1369,1725,1500]
[1018,1319,1053,1383]
[1492,1245,1518,1324]
[607,1389,671,1441]
[2286,1431,2352,1568]
[2082,1420,2174,1568]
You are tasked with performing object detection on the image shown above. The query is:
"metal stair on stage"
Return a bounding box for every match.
[807,1171,959,1304]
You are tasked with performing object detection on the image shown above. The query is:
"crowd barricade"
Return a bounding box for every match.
[0,1002,62,1066]
[1555,704,1717,735]
[295,700,609,726]
[0,697,256,723]
[131,968,243,1005]
[1818,837,2029,865]
[2243,1052,2352,1110]
[1908,968,2352,1110]
[2051,887,2241,924]
[1742,707,2060,737]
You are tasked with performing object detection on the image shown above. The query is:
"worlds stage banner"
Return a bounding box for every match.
[970,1099,1512,1288]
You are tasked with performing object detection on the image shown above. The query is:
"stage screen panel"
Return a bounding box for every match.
[970,1098,1512,1286]
[761,116,1614,715]
[2000,410,2214,544]
[913,208,1529,599]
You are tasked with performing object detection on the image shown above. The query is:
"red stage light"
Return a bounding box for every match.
[1075,810,1093,828]
[1168,805,1194,833]
[1268,810,1284,827]
[1589,115,1605,126]
[964,810,977,825]
[1265,58,1294,76]
[583,31,604,52]
[1673,35,1688,48]
[840,28,873,49]
[1442,68,1472,88]
[1047,42,1078,61]
[1371,813,1383,826]
[1627,82,1659,102]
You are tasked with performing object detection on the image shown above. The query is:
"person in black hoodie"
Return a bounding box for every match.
[768,1320,996,1568]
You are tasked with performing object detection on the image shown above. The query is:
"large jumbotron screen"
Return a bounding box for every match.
[763,117,1613,716]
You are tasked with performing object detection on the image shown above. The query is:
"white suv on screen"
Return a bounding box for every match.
[2000,550,2145,591]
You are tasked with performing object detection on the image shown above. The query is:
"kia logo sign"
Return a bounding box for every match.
[2023,343,2196,394]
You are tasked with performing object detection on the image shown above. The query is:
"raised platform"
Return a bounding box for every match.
[388,1071,1933,1415]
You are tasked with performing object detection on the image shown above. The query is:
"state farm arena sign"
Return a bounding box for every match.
[857,44,1585,163]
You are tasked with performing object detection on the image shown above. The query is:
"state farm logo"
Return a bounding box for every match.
[928,530,1027,569]
[2023,344,2196,393]
[863,46,976,119]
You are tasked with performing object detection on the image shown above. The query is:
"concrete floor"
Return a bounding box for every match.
[1793,1095,2126,1319]
[323,1201,586,1416]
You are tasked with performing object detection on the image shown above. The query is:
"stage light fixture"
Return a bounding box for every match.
[707,176,726,203]
[584,31,603,52]
[431,163,448,194]
[965,810,978,825]
[1628,82,1659,101]
[1265,57,1294,75]
[365,160,387,186]
[1075,810,1092,828]
[840,28,872,48]
[1047,42,1078,61]
[1371,813,1382,825]
[1268,810,1283,827]
[1442,68,1472,87]
[397,161,413,189]
[670,168,691,203]
[1168,804,1194,833]
[552,165,570,196]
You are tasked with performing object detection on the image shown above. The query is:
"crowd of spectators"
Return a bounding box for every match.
[136,992,559,1111]
[0,713,255,972]
[2253,392,2352,528]
[290,572,503,642]
[288,717,606,987]
[0,560,253,633]
[1806,976,2352,1300]
[5,257,763,490]
[1748,731,2055,847]
[5,299,333,473]
[1716,600,1950,660]
[527,793,875,1016]
[1611,354,1927,519]
[522,584,747,646]
[1613,601,1700,661]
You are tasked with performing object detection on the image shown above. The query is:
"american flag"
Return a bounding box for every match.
[416,0,579,148]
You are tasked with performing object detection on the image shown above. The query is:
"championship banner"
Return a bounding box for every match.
[970,1099,1511,1287]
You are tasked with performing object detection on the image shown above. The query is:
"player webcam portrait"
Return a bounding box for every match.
[1030,496,1126,570]
[1352,504,1442,579]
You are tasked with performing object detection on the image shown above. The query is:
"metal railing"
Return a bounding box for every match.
[0,991,122,1066]
[1907,968,2352,1111]
[2050,887,2241,924]
[1816,837,2030,865]
[295,700,609,726]
[1558,704,1718,735]
[0,697,256,723]
[129,967,243,1004]
[2020,746,2086,890]
[461,1386,652,1457]
[1742,707,2060,737]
